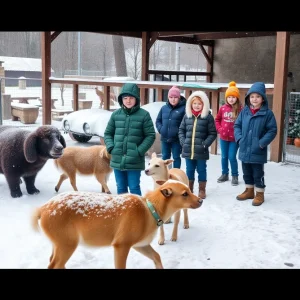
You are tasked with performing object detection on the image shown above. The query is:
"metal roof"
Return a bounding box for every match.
[0,56,54,72]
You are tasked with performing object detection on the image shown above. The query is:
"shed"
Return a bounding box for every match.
[0,56,54,87]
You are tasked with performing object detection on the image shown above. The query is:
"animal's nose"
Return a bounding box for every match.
[198,198,203,205]
[145,169,149,174]
[55,145,63,151]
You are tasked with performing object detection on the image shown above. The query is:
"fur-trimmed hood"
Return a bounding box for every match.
[185,91,211,118]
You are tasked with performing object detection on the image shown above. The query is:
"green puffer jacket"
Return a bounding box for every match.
[104,83,156,170]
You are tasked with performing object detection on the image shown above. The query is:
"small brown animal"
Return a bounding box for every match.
[145,152,190,245]
[31,179,203,269]
[95,87,117,108]
[54,145,112,194]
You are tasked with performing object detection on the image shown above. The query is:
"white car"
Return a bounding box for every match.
[61,102,165,143]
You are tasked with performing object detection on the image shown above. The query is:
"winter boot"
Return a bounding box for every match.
[236,185,255,201]
[217,174,229,183]
[231,176,239,186]
[252,188,265,206]
[188,180,194,193]
[198,181,207,199]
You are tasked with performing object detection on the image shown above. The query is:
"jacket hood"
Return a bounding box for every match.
[118,83,140,106]
[185,91,210,118]
[245,82,269,108]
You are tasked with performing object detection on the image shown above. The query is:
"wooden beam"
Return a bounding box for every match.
[141,32,150,104]
[88,31,142,39]
[270,32,290,163]
[51,31,62,42]
[41,32,52,125]
[158,36,201,45]
[194,31,277,40]
[148,32,159,51]
[197,42,212,66]
[158,31,203,37]
[206,42,214,83]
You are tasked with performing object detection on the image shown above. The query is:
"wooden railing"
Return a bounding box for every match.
[48,77,274,157]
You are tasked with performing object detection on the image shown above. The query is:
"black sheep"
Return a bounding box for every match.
[0,125,66,198]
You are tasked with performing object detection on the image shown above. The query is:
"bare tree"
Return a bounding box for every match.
[125,38,141,79]
[51,32,77,106]
[150,41,168,70]
[112,36,127,76]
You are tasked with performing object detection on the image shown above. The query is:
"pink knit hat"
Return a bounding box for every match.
[168,86,181,98]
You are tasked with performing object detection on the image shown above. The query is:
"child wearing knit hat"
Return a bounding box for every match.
[215,81,242,186]
[156,86,186,169]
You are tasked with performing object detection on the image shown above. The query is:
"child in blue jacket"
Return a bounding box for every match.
[155,86,186,169]
[234,82,277,206]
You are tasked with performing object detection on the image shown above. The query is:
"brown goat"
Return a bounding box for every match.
[54,145,112,193]
[95,87,117,108]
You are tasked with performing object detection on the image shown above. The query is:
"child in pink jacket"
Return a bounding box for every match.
[215,81,242,186]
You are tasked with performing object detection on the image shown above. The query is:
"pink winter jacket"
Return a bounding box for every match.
[215,103,242,142]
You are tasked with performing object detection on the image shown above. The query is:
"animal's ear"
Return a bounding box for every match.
[151,152,157,158]
[164,159,174,166]
[24,132,38,163]
[59,134,66,148]
[156,180,166,186]
[161,188,173,197]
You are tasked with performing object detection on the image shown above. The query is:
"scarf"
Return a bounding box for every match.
[192,109,202,117]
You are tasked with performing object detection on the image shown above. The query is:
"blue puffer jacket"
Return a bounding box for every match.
[155,95,186,143]
[234,82,277,164]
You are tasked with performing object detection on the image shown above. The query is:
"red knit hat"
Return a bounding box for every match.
[225,81,240,99]
[168,86,181,98]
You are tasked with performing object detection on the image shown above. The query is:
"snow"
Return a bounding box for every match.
[0,130,299,269]
[1,91,300,269]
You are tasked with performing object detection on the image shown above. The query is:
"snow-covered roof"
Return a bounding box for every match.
[0,56,54,72]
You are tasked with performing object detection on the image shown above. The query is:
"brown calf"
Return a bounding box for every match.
[54,145,112,193]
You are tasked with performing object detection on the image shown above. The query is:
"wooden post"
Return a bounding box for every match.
[73,84,79,111]
[210,90,220,155]
[270,32,290,163]
[141,32,150,105]
[41,32,52,125]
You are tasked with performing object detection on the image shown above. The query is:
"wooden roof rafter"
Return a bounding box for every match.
[50,31,62,42]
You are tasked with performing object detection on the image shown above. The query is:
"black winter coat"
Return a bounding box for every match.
[179,112,217,160]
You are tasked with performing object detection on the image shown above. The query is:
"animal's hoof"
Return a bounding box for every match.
[158,240,165,245]
[106,191,111,194]
[55,186,58,192]
[183,224,189,229]
[28,188,40,195]
[11,192,23,198]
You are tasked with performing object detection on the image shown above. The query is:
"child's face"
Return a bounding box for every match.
[227,96,238,105]
[249,93,263,109]
[122,96,136,109]
[168,96,180,106]
[192,98,203,112]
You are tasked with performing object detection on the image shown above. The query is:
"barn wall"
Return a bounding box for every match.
[4,71,42,86]
[213,35,300,106]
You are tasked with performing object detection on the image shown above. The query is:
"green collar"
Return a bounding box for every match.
[146,199,163,226]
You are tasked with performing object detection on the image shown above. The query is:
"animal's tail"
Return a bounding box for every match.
[31,207,42,232]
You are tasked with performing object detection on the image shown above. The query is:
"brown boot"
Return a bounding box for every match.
[189,180,194,193]
[236,185,254,201]
[252,189,264,206]
[198,181,207,199]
